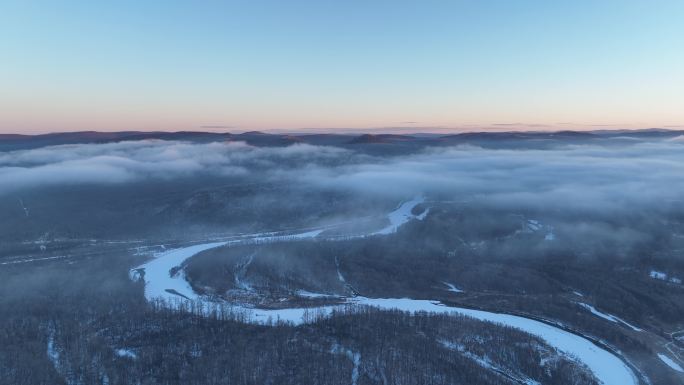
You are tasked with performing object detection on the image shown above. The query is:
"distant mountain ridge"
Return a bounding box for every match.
[1,129,682,152]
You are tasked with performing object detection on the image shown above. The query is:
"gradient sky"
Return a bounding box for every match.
[1,0,683,134]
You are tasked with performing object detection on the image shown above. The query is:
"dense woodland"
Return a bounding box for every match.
[0,251,600,385]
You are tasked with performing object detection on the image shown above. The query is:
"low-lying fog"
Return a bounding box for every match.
[2,137,684,209]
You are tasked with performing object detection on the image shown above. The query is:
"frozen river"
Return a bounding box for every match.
[130,197,638,385]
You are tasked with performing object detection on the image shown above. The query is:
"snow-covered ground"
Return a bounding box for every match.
[525,219,555,241]
[47,326,78,385]
[47,329,61,374]
[115,348,137,360]
[0,255,68,265]
[442,282,464,293]
[131,231,325,303]
[649,270,682,284]
[132,241,638,385]
[658,353,684,373]
[331,344,361,385]
[440,340,541,385]
[131,196,427,303]
[296,290,341,299]
[577,303,642,332]
[132,241,229,302]
[650,270,667,280]
[373,196,426,235]
[234,253,255,292]
[526,220,542,231]
[130,196,637,385]
[355,298,636,385]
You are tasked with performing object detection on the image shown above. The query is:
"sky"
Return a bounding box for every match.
[1,0,683,134]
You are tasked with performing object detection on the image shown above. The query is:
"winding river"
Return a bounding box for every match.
[130,199,638,385]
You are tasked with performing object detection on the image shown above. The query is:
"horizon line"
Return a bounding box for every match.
[2,126,683,137]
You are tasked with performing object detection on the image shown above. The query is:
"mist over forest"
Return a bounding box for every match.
[1,131,684,385]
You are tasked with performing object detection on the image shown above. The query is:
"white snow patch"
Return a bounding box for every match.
[649,270,682,284]
[335,255,347,283]
[650,270,667,280]
[234,253,255,292]
[416,207,430,220]
[374,196,426,235]
[572,291,584,297]
[47,331,60,371]
[296,290,340,299]
[331,344,361,385]
[0,255,68,265]
[252,305,339,324]
[46,326,77,385]
[523,219,555,241]
[578,303,642,332]
[19,199,29,217]
[527,220,542,231]
[253,229,323,242]
[337,268,346,283]
[658,353,684,372]
[115,348,137,359]
[443,282,464,293]
[101,371,110,385]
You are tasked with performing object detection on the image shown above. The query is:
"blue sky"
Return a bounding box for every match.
[1,1,683,133]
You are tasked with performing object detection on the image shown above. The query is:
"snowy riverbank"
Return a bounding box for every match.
[130,197,638,385]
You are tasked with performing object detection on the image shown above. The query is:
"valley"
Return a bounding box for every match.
[1,132,684,384]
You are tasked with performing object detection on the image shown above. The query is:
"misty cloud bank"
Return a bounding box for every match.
[0,141,350,192]
[2,139,684,215]
[310,142,684,214]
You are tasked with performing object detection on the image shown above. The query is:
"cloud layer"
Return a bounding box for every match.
[0,140,349,193]
[2,138,684,217]
[302,141,684,215]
